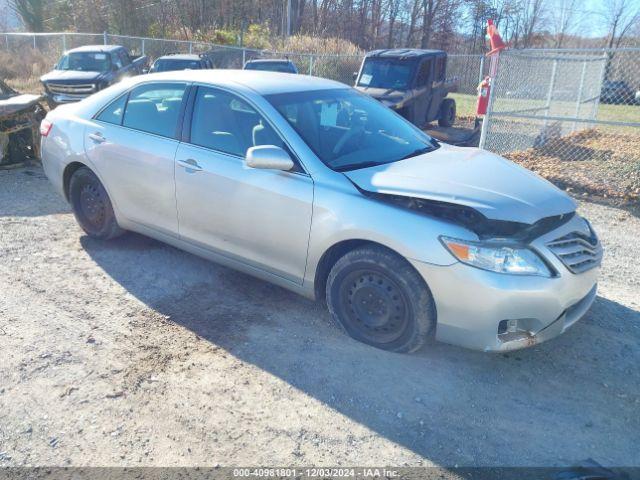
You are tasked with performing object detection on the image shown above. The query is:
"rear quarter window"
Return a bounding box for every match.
[121,83,187,138]
[96,94,127,125]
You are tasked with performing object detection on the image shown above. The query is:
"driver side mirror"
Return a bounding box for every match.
[245,145,294,171]
[353,72,358,82]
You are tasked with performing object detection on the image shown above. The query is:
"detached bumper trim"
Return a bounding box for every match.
[493,284,597,352]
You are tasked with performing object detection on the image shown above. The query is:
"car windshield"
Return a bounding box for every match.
[266,88,437,171]
[246,62,296,73]
[153,59,201,72]
[357,58,413,90]
[57,52,111,72]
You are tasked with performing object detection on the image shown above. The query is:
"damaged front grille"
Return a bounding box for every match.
[547,230,602,274]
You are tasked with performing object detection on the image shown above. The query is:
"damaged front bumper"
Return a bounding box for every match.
[45,92,91,106]
[409,214,601,352]
[0,80,45,165]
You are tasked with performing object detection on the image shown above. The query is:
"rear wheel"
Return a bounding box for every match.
[438,98,456,127]
[69,167,124,240]
[326,246,436,353]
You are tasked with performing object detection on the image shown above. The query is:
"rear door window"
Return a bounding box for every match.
[119,50,131,66]
[112,52,124,69]
[434,56,446,81]
[122,83,187,138]
[417,60,432,87]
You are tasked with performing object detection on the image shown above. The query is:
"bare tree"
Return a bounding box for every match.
[519,0,546,48]
[603,0,640,49]
[387,0,401,47]
[405,0,423,45]
[10,0,45,32]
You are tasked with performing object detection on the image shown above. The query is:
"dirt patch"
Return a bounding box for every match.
[0,165,639,467]
[505,129,640,208]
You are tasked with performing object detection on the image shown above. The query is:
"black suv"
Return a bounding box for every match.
[600,80,636,104]
[354,49,459,128]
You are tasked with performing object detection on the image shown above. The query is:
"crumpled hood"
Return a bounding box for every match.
[344,143,576,224]
[40,70,105,83]
[0,94,42,117]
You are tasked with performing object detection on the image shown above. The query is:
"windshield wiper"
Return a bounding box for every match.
[334,145,435,172]
[334,160,385,172]
[399,146,433,160]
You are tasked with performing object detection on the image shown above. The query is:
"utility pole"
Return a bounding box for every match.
[282,0,291,38]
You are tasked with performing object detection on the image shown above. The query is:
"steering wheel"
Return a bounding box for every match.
[332,114,366,157]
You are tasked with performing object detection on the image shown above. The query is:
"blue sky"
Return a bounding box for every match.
[564,0,640,37]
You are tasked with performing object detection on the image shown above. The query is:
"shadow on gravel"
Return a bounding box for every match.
[80,233,640,467]
[0,167,70,217]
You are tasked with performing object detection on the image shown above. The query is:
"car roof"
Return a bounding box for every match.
[66,44,123,53]
[366,48,445,59]
[155,54,202,61]
[246,59,294,64]
[130,69,347,95]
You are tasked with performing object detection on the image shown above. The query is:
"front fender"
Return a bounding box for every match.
[304,181,475,291]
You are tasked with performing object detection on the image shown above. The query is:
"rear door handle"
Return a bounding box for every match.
[88,132,106,143]
[177,158,203,172]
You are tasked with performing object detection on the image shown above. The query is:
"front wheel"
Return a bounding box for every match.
[69,167,124,240]
[438,98,456,127]
[326,246,436,353]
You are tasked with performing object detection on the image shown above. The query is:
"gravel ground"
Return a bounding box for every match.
[0,164,639,468]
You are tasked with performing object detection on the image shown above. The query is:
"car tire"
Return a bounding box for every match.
[69,167,124,240]
[438,98,456,127]
[326,245,436,353]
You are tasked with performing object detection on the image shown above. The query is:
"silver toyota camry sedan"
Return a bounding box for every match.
[40,70,602,353]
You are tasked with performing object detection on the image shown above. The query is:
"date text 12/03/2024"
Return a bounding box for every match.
[232,468,400,478]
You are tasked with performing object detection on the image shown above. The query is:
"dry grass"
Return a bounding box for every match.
[279,35,364,56]
[0,48,52,95]
[505,129,640,205]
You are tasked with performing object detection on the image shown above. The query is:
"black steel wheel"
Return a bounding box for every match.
[326,245,436,353]
[69,167,124,240]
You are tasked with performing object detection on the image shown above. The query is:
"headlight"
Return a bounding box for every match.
[440,236,552,277]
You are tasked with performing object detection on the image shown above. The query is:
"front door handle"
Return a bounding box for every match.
[177,158,203,172]
[88,132,106,143]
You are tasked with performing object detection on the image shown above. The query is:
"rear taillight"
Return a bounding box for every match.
[40,119,53,137]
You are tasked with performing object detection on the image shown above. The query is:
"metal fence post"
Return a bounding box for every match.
[543,59,558,128]
[479,54,500,150]
[141,38,145,55]
[33,34,36,49]
[62,34,66,52]
[478,55,485,84]
[309,54,314,76]
[5,34,9,51]
[189,42,193,54]
[103,31,108,45]
[572,60,588,132]
[591,53,608,125]
[242,48,246,66]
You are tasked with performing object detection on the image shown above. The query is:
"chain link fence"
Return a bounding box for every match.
[0,32,484,93]
[1,32,638,202]
[481,48,640,202]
